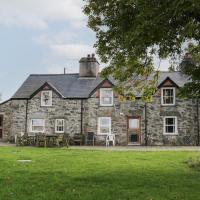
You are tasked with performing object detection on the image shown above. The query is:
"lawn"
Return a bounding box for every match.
[0,147,200,200]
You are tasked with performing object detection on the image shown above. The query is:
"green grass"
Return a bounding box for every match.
[0,147,200,200]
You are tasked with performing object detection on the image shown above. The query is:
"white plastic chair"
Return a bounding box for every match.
[106,134,115,146]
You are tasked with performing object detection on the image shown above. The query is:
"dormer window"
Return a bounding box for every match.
[161,87,175,106]
[41,90,52,106]
[100,88,113,106]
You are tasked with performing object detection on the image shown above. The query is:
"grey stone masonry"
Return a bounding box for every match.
[26,91,82,137]
[0,84,199,146]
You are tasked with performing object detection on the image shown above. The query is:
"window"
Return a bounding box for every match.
[129,118,140,129]
[55,119,64,133]
[163,116,178,135]
[31,119,45,132]
[100,88,113,106]
[161,87,175,105]
[98,117,111,135]
[41,90,52,106]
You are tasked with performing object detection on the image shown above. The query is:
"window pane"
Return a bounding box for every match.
[100,118,110,126]
[100,127,109,134]
[100,89,113,105]
[129,119,139,129]
[32,119,44,132]
[55,119,64,132]
[32,126,44,132]
[32,119,44,126]
[102,97,112,104]
[99,117,111,134]
[164,117,177,134]
[102,90,112,97]
[41,91,52,106]
[57,120,63,126]
[166,125,175,133]
[163,89,174,104]
[166,118,174,125]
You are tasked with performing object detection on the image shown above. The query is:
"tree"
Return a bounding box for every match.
[178,44,200,99]
[83,0,200,101]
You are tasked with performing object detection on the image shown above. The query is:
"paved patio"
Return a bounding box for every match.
[70,146,200,151]
[0,142,15,146]
[0,142,200,151]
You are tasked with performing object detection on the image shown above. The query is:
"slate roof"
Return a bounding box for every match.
[12,71,189,99]
[157,71,189,87]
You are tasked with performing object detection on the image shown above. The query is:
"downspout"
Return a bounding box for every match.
[144,103,148,146]
[25,99,28,135]
[81,99,83,135]
[197,98,200,146]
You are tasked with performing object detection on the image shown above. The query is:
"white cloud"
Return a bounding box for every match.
[50,43,95,59]
[33,29,80,45]
[153,57,170,71]
[0,0,85,29]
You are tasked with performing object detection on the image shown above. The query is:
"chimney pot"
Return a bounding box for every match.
[79,54,99,78]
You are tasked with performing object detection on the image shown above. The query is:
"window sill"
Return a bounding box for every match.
[163,133,178,136]
[30,130,45,133]
[161,104,176,106]
[97,133,111,136]
[99,104,114,107]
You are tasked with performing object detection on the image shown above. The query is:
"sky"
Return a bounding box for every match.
[0,0,170,101]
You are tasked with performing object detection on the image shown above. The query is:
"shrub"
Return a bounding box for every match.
[187,157,200,170]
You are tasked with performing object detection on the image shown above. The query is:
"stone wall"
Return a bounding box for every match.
[0,87,199,146]
[83,92,146,145]
[0,100,12,141]
[146,97,198,146]
[26,91,82,137]
[83,89,199,146]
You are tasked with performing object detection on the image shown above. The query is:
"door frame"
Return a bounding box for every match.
[127,116,141,145]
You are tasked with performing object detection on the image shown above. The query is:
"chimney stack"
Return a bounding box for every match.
[79,54,99,78]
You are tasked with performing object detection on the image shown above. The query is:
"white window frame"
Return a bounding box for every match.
[100,88,113,106]
[98,117,112,135]
[163,116,178,135]
[30,119,45,133]
[55,119,65,133]
[161,87,175,106]
[41,90,52,107]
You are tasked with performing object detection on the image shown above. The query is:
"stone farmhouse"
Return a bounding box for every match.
[0,54,199,146]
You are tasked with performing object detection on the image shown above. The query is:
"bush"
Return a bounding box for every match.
[187,157,200,170]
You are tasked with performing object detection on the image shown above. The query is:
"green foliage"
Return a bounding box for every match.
[187,156,200,170]
[83,0,200,101]
[179,44,200,99]
[1,147,200,200]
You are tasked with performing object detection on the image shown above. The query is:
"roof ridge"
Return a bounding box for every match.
[30,73,79,76]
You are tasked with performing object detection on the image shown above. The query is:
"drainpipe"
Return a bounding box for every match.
[144,103,148,146]
[25,99,28,135]
[81,99,83,135]
[197,98,200,146]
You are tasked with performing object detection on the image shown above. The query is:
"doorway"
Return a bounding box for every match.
[127,117,141,144]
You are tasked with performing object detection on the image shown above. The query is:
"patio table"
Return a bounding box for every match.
[45,134,58,147]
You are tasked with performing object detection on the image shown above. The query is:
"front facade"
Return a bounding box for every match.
[0,55,199,146]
